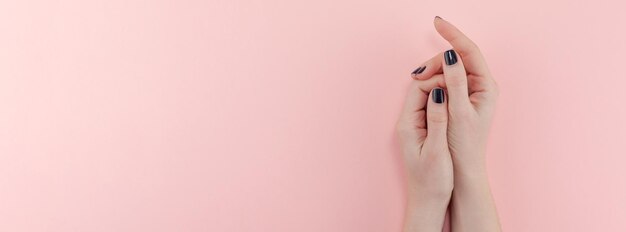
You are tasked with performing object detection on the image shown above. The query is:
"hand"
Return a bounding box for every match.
[410,16,501,232]
[396,74,451,231]
[413,17,499,174]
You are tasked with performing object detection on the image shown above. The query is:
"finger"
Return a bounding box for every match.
[424,88,448,149]
[433,16,490,77]
[415,74,446,95]
[400,74,447,119]
[434,16,498,108]
[396,75,447,144]
[442,49,472,110]
[396,81,427,145]
[411,52,444,80]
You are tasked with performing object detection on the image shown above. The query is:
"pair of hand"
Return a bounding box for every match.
[396,17,500,232]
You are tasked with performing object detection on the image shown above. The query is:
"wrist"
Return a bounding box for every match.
[403,199,449,232]
[453,168,493,201]
[403,187,451,232]
[407,190,451,210]
[452,152,488,177]
[407,183,453,202]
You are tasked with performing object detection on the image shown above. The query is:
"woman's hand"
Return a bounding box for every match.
[396,75,452,232]
[404,17,501,232]
[413,17,501,232]
[435,18,499,178]
[412,17,499,174]
[435,17,502,232]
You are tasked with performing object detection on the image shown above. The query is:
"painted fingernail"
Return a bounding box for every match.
[411,66,426,76]
[432,88,444,104]
[444,49,457,65]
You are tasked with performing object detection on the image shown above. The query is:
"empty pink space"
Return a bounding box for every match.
[1,0,625,231]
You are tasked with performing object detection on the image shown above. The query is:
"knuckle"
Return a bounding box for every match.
[491,79,500,97]
[445,74,468,88]
[409,81,422,92]
[492,88,500,99]
[449,107,472,118]
[395,122,414,136]
[463,40,481,55]
[428,112,448,124]
[480,78,499,100]
[469,42,481,53]
[447,79,467,89]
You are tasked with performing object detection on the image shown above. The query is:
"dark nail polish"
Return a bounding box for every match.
[432,88,444,104]
[411,66,426,75]
[444,49,457,65]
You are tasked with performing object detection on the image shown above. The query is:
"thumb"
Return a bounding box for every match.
[424,88,449,150]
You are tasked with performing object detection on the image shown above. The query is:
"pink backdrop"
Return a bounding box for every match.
[1,0,625,231]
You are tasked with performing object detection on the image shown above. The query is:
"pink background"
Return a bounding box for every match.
[1,0,625,231]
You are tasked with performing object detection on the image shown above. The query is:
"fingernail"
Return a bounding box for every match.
[444,49,457,65]
[435,16,442,20]
[432,88,444,104]
[411,66,426,76]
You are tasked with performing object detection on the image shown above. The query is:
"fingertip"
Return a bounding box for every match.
[431,87,446,104]
[410,66,426,79]
[440,48,472,109]
[433,16,447,33]
[425,87,448,139]
[427,87,448,112]
[411,51,445,80]
[433,17,462,44]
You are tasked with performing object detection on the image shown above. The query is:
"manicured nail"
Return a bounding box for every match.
[411,66,426,76]
[444,49,457,65]
[432,88,444,104]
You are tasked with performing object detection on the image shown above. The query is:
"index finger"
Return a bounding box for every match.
[433,16,491,77]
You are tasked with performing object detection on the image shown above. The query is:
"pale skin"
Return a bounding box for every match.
[397,17,501,232]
